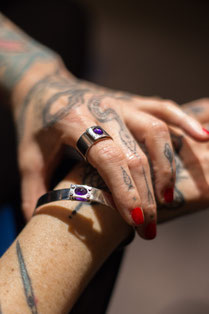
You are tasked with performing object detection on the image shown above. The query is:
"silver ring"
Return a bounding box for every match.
[35,184,115,211]
[76,126,113,160]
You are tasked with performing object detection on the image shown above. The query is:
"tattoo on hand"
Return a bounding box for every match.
[164,143,174,178]
[142,166,154,204]
[161,155,186,209]
[87,95,137,155]
[184,106,204,115]
[16,241,38,314]
[121,166,134,190]
[17,74,89,141]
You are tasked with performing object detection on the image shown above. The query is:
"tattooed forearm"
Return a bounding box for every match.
[164,143,174,177]
[121,166,134,190]
[0,13,56,90]
[16,241,38,314]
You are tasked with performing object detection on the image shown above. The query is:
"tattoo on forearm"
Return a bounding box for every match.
[16,241,38,314]
[121,166,134,190]
[164,143,174,178]
[0,13,55,89]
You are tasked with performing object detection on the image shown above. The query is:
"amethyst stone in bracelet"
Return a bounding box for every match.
[35,184,115,210]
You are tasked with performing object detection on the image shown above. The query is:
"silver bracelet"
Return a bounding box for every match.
[35,184,115,210]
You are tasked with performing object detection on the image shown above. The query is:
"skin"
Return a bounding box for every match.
[1,98,209,312]
[1,13,209,239]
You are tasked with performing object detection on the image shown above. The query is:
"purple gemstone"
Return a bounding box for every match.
[93,127,103,135]
[75,187,87,195]
[75,197,87,202]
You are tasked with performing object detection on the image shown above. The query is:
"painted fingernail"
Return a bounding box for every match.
[164,187,174,203]
[145,222,157,240]
[131,207,144,225]
[203,128,209,135]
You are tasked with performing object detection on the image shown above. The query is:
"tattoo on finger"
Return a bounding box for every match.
[164,143,174,178]
[121,166,134,191]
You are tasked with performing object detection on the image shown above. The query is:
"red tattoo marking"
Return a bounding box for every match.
[0,39,24,52]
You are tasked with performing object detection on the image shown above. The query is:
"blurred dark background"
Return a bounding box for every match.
[0,0,209,313]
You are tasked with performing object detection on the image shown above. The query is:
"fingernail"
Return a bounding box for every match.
[203,128,209,135]
[131,207,144,225]
[145,222,157,240]
[164,187,174,203]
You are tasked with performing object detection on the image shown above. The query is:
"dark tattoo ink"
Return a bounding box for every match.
[184,106,204,115]
[69,202,83,219]
[121,166,134,190]
[17,74,90,141]
[161,155,186,209]
[0,302,2,314]
[142,166,154,204]
[16,241,38,314]
[87,95,137,155]
[164,143,174,177]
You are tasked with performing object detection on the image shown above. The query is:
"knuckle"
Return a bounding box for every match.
[139,154,149,168]
[91,141,125,165]
[144,203,157,220]
[127,156,142,170]
[162,167,175,179]
[162,99,177,108]
[150,120,168,133]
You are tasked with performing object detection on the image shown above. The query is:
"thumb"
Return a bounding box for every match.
[21,170,47,221]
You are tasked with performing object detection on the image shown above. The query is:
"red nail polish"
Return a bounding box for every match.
[164,187,174,203]
[131,207,144,225]
[145,222,157,240]
[203,128,209,135]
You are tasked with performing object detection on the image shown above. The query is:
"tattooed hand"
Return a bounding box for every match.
[158,98,209,222]
[1,14,209,240]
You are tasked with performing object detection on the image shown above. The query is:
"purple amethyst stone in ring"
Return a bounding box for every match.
[75,187,87,195]
[93,127,103,135]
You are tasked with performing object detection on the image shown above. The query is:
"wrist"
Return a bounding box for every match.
[10,56,76,118]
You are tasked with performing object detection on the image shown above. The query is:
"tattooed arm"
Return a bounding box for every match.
[0,163,131,314]
[1,13,208,239]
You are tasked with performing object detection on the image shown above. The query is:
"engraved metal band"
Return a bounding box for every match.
[35,184,115,210]
[76,126,113,160]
